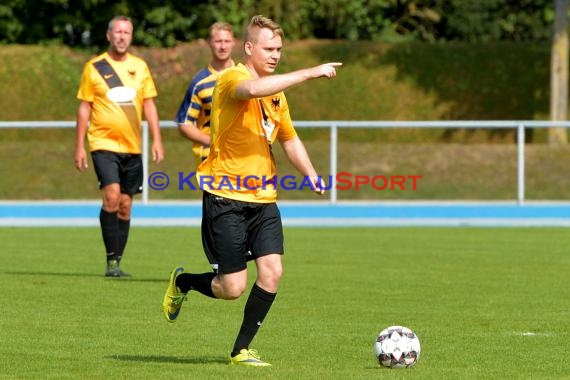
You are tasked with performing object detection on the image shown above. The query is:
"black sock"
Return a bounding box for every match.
[176,272,216,298]
[231,283,276,357]
[117,218,130,262]
[99,209,119,262]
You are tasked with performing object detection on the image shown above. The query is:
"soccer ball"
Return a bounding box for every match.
[374,325,421,368]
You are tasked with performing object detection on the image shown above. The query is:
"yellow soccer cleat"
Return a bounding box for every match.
[229,349,272,367]
[162,267,187,323]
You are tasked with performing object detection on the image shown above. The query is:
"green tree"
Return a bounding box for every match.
[0,0,560,46]
[0,1,24,43]
[440,0,554,42]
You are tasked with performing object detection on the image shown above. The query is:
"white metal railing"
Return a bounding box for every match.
[3,120,570,205]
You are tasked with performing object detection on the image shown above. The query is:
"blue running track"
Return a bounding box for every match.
[1,201,570,227]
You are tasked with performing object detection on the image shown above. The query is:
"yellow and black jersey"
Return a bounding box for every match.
[175,64,235,165]
[197,63,297,203]
[185,71,219,163]
[77,52,157,154]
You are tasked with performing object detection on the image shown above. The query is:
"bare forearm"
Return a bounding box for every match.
[281,137,324,194]
[75,101,91,150]
[75,123,88,149]
[236,69,312,99]
[235,62,342,100]
[179,123,211,146]
[144,98,164,163]
[143,98,162,143]
[281,137,317,177]
[74,101,91,170]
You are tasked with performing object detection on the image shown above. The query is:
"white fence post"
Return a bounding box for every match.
[330,123,338,204]
[142,121,149,205]
[517,123,525,206]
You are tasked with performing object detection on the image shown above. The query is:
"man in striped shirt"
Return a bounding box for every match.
[175,22,236,166]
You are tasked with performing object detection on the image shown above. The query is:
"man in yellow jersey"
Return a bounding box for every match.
[74,16,164,278]
[175,22,235,167]
[162,15,341,366]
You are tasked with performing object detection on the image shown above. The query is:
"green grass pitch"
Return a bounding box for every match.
[1,227,568,379]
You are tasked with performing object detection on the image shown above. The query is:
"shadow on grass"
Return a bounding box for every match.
[112,277,166,283]
[3,271,164,282]
[105,354,227,365]
[3,271,101,277]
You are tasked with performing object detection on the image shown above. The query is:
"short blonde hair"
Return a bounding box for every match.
[244,15,284,43]
[209,21,234,41]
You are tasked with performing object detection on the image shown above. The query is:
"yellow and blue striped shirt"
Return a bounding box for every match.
[175,64,229,165]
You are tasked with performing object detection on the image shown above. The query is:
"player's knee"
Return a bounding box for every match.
[102,193,121,210]
[271,265,283,282]
[102,201,120,213]
[222,287,245,300]
[258,265,283,291]
[221,282,247,300]
[118,203,132,219]
[269,261,284,279]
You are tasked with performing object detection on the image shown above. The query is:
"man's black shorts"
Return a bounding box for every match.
[201,191,284,274]
[91,150,143,195]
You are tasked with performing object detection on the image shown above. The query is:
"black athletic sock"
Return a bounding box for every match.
[231,283,276,357]
[99,209,119,262]
[117,218,130,262]
[175,272,216,298]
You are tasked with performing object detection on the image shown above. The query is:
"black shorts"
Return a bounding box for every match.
[91,150,143,195]
[201,191,284,274]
